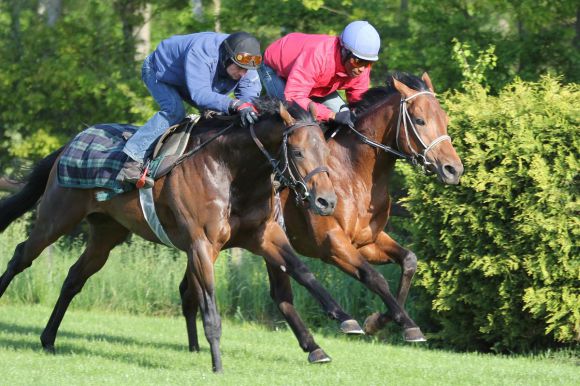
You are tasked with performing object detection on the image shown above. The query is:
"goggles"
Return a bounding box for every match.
[350,56,374,68]
[234,52,263,67]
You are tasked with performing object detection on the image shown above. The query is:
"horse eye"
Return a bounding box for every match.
[415,118,426,126]
[292,149,304,158]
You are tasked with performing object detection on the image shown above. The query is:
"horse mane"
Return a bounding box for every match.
[186,96,316,155]
[351,72,429,116]
[197,96,315,131]
[254,97,317,124]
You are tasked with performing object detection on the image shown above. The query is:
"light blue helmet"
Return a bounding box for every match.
[340,21,381,61]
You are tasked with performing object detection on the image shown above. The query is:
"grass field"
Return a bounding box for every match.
[0,304,578,386]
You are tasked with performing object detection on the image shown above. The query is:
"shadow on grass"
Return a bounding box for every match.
[0,320,216,369]
[0,319,305,370]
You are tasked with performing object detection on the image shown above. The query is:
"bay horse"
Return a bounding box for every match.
[281,72,464,338]
[178,72,464,345]
[0,99,362,372]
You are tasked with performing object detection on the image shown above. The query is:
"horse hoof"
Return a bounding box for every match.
[340,319,365,335]
[43,344,56,354]
[404,327,427,342]
[363,312,382,335]
[308,348,332,364]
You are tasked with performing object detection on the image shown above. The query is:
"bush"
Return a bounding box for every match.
[399,75,579,352]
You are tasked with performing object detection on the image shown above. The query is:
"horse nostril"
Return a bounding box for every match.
[316,197,329,209]
[443,164,457,177]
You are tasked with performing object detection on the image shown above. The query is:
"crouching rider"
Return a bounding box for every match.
[118,31,263,188]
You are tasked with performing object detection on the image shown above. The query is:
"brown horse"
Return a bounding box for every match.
[0,99,362,372]
[281,72,464,337]
[178,72,464,345]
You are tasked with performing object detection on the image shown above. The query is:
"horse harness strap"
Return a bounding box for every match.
[173,123,236,167]
[139,188,177,248]
[348,90,452,172]
[396,91,451,168]
[250,121,328,203]
[348,124,409,159]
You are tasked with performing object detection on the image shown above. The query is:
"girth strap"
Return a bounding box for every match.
[139,188,177,249]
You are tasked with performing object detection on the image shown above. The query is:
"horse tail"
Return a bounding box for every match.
[0,147,64,233]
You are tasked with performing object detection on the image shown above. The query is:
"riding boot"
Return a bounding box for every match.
[116,158,154,189]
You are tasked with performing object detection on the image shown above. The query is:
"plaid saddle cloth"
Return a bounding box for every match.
[57,123,137,200]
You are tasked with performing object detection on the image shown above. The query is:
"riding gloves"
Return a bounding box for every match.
[230,99,259,128]
[333,109,356,128]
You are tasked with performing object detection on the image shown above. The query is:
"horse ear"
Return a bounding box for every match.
[421,72,435,93]
[279,102,296,126]
[307,102,317,120]
[393,78,416,99]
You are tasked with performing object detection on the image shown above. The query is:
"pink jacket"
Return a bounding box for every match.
[264,33,371,121]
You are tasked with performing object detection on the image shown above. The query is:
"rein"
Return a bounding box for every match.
[173,122,236,166]
[170,116,328,205]
[250,121,328,203]
[348,90,451,172]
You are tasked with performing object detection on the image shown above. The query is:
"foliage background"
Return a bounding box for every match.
[0,0,578,354]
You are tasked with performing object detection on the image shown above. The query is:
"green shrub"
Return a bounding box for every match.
[399,75,579,352]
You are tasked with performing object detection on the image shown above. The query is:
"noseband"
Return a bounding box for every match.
[250,121,329,204]
[396,91,451,170]
[347,91,451,172]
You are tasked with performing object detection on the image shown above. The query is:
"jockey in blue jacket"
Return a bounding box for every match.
[118,31,263,188]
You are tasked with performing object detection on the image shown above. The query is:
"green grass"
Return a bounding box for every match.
[0,304,578,386]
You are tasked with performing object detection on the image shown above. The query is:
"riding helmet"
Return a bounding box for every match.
[220,32,262,70]
[340,21,381,61]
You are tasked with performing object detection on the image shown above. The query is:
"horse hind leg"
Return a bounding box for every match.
[179,272,200,352]
[358,231,418,307]
[40,214,129,352]
[0,188,88,298]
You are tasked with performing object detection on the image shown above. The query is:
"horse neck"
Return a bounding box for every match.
[212,118,286,194]
[343,94,400,180]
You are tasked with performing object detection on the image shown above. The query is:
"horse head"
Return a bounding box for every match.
[276,102,337,215]
[391,73,464,185]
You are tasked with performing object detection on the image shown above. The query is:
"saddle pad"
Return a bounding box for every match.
[57,123,137,200]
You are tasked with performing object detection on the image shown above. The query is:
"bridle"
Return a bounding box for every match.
[346,90,451,173]
[250,120,328,205]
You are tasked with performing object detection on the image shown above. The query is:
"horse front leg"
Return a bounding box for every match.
[265,262,330,363]
[186,239,222,372]
[251,221,363,335]
[325,229,425,342]
[179,273,200,352]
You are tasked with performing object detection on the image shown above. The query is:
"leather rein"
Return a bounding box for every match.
[341,91,451,173]
[250,120,328,204]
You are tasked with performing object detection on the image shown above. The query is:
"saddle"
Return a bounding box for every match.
[145,114,200,180]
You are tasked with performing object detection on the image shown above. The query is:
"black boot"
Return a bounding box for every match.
[116,159,154,188]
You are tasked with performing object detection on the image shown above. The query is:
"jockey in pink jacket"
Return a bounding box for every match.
[259,21,381,127]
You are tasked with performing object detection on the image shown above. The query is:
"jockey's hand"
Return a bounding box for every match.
[231,100,259,128]
[333,109,356,128]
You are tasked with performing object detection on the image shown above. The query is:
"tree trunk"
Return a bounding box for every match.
[213,0,221,32]
[574,6,580,49]
[113,0,144,72]
[38,0,61,27]
[134,3,151,61]
[191,0,203,22]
